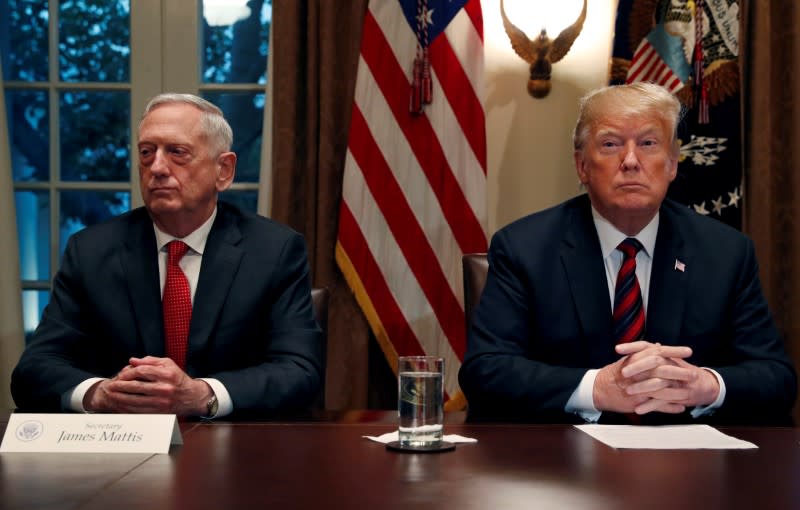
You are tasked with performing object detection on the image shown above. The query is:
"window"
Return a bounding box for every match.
[2,0,272,338]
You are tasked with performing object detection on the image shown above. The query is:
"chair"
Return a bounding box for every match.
[462,253,488,334]
[311,287,329,410]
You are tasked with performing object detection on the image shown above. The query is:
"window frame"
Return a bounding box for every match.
[7,0,272,336]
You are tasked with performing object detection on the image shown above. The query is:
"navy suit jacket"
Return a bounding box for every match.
[459,195,796,425]
[11,202,322,417]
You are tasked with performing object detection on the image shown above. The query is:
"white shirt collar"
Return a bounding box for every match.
[590,206,659,260]
[153,207,217,255]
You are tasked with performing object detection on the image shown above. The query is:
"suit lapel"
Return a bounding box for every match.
[120,210,164,356]
[647,204,688,344]
[188,207,244,358]
[560,198,615,364]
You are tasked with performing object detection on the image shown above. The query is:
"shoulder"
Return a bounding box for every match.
[65,207,150,246]
[493,194,589,247]
[660,198,751,248]
[216,201,306,248]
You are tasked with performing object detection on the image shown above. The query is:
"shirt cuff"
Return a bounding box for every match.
[565,369,602,423]
[199,378,233,418]
[690,368,726,418]
[64,377,106,412]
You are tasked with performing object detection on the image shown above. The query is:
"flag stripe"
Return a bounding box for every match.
[627,44,657,82]
[431,27,487,174]
[464,0,483,41]
[338,0,487,404]
[666,75,682,92]
[337,203,426,358]
[359,9,487,254]
[626,37,684,93]
[341,150,463,395]
[642,59,666,83]
[367,2,486,232]
[425,66,487,230]
[349,105,467,358]
[351,55,468,310]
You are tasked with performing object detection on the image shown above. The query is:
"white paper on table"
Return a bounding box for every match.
[574,424,757,450]
[363,431,477,444]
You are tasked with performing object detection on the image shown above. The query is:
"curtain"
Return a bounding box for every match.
[269,0,374,409]
[743,0,800,421]
[257,13,275,218]
[0,56,25,411]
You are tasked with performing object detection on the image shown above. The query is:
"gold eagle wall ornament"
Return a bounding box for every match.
[500,0,588,98]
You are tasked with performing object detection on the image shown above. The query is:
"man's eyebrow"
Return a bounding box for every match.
[594,126,662,138]
[636,126,662,136]
[594,129,619,137]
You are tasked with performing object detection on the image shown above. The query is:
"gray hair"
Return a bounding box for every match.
[572,82,683,155]
[140,93,234,155]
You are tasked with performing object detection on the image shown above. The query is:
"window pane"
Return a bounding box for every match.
[59,0,131,82]
[59,190,130,255]
[220,190,258,213]
[60,90,130,182]
[15,190,51,281]
[6,89,49,181]
[22,290,49,342]
[201,0,271,84]
[1,0,49,81]
[203,92,263,183]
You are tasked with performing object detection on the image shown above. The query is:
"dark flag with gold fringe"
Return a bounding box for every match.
[611,0,742,229]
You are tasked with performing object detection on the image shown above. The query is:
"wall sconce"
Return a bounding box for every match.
[500,0,588,98]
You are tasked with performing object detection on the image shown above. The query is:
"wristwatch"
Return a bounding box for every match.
[203,394,218,419]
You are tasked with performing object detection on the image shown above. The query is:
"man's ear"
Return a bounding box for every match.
[667,158,678,182]
[215,152,237,192]
[574,150,589,185]
[667,142,679,182]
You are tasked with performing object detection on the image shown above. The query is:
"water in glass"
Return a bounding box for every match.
[398,370,443,447]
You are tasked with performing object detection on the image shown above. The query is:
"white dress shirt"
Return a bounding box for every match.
[564,207,726,421]
[65,207,233,418]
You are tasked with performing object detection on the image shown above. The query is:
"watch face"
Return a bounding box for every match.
[207,396,218,417]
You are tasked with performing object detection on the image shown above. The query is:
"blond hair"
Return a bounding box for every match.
[572,82,683,155]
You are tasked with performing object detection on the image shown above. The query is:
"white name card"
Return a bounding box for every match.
[1,413,183,454]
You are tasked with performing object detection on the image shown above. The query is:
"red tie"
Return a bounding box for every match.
[163,240,192,369]
[613,238,645,344]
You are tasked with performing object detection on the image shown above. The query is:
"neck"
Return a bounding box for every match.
[599,208,657,237]
[150,206,215,239]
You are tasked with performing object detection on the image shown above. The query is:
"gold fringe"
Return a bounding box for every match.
[335,242,399,375]
[335,241,468,411]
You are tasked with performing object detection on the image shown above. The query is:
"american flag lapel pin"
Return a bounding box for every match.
[674,259,686,272]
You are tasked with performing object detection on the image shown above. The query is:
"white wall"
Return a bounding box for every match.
[482,0,618,233]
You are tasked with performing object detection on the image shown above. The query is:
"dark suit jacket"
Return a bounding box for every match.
[11,202,322,417]
[458,195,797,425]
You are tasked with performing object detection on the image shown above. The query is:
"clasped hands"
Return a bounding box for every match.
[593,341,720,415]
[83,356,213,416]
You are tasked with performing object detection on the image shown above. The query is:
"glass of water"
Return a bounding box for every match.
[397,356,444,447]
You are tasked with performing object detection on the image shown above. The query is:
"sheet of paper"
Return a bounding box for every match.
[363,431,477,444]
[574,424,757,449]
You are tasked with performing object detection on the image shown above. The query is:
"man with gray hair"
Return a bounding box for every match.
[12,93,322,418]
[459,83,796,425]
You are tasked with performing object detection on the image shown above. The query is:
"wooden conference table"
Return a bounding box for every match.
[1,411,799,510]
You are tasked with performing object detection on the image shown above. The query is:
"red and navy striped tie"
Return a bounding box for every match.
[613,238,645,343]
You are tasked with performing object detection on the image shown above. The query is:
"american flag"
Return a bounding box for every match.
[336,0,487,409]
[626,24,690,94]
